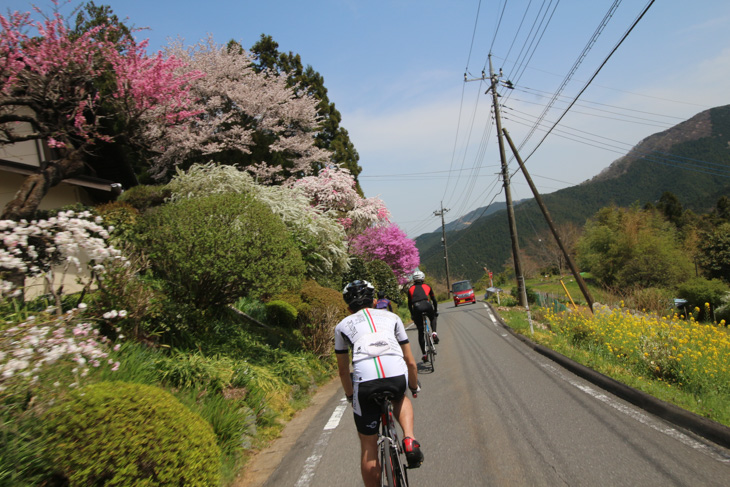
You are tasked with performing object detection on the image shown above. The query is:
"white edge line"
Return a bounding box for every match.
[294,398,349,486]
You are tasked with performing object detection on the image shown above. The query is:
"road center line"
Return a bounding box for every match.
[295,398,349,486]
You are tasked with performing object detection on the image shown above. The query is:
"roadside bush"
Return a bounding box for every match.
[94,201,140,245]
[265,300,298,327]
[341,255,371,289]
[46,381,221,486]
[117,184,171,212]
[298,304,342,359]
[622,286,675,315]
[273,280,349,325]
[88,251,169,341]
[166,163,349,287]
[677,277,730,321]
[511,285,538,305]
[299,280,350,322]
[366,259,400,304]
[138,193,305,309]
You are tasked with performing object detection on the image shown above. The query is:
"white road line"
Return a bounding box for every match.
[294,398,349,487]
[485,306,499,327]
[540,362,730,463]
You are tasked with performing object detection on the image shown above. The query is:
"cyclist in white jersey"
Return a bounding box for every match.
[336,280,423,487]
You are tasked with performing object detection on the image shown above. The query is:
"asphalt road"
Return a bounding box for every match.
[252,302,730,486]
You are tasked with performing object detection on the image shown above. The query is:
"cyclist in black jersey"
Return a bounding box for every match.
[407,270,439,362]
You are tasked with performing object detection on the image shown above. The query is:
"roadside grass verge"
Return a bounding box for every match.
[496,306,730,428]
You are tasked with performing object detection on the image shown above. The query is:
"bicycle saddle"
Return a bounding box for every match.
[368,391,396,405]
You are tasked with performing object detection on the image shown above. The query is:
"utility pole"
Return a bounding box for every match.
[434,202,451,292]
[503,128,595,312]
[487,54,526,306]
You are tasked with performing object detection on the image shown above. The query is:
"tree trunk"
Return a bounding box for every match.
[1,151,85,221]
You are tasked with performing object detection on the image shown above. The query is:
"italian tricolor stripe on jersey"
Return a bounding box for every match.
[362,309,386,378]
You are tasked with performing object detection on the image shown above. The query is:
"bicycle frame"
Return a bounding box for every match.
[373,394,409,487]
[421,312,435,372]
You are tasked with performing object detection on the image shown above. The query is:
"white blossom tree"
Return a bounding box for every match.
[292,166,390,237]
[154,37,330,184]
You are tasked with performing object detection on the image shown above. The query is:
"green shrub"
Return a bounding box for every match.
[46,381,221,486]
[366,259,401,305]
[138,193,305,309]
[511,285,538,304]
[95,201,140,245]
[265,300,298,327]
[299,280,349,322]
[117,184,171,212]
[677,277,730,321]
[341,255,371,289]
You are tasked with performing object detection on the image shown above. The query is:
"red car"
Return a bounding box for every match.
[452,280,476,306]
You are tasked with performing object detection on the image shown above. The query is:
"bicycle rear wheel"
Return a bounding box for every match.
[391,444,409,487]
[427,334,436,372]
[424,317,435,372]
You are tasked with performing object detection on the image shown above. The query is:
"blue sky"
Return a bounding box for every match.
[4,1,730,238]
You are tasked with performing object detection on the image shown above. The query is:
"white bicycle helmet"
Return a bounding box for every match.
[412,270,425,283]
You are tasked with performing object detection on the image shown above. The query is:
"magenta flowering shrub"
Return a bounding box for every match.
[349,224,420,285]
[0,306,122,392]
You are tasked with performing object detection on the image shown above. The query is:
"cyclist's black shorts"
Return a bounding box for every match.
[354,375,407,435]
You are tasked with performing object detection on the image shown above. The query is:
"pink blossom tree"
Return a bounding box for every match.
[0,5,200,220]
[292,166,390,236]
[154,36,329,183]
[349,224,420,284]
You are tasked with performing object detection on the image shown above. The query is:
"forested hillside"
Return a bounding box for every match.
[417,105,730,282]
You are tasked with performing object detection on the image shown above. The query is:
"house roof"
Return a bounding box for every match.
[0,158,122,194]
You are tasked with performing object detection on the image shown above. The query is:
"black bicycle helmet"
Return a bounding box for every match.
[343,280,375,310]
[377,290,385,299]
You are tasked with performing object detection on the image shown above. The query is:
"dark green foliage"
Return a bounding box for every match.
[265,300,299,327]
[138,193,305,309]
[576,206,693,288]
[117,184,171,212]
[511,285,537,305]
[697,223,730,282]
[274,280,349,325]
[677,277,730,321]
[341,255,371,289]
[366,259,401,305]
[95,201,140,244]
[46,381,221,486]
[656,191,683,226]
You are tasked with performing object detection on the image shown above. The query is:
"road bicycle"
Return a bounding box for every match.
[421,312,436,372]
[369,391,411,487]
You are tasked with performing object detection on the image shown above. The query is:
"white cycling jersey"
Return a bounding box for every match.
[334,308,409,383]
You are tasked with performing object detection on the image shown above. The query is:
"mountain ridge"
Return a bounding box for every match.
[416,104,730,283]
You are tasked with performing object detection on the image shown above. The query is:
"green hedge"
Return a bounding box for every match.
[138,193,305,309]
[46,381,221,486]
